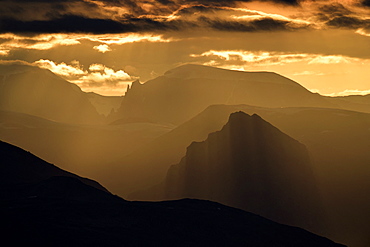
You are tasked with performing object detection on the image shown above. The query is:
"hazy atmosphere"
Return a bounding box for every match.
[1,1,370,247]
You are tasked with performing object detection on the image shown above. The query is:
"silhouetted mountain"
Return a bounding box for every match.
[0,142,345,247]
[115,64,335,124]
[0,140,108,194]
[0,63,103,124]
[156,112,321,233]
[126,104,370,247]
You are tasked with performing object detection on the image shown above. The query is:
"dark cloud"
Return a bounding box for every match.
[201,17,297,32]
[362,0,370,7]
[326,16,370,29]
[0,0,368,35]
[181,0,299,6]
[315,3,370,30]
[0,16,129,34]
[0,15,193,34]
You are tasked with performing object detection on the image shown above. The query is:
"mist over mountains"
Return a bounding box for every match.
[1,63,369,247]
[0,63,117,124]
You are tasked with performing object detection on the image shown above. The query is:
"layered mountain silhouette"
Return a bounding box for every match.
[139,112,323,233]
[2,63,369,247]
[0,141,345,247]
[0,63,103,124]
[126,105,370,247]
[114,64,370,125]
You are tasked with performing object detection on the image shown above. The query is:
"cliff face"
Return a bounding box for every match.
[165,112,323,232]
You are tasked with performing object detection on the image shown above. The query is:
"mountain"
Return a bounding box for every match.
[0,63,103,124]
[124,104,370,247]
[86,92,123,116]
[115,64,335,125]
[0,140,108,194]
[141,112,322,233]
[326,94,370,113]
[0,110,174,176]
[0,141,345,247]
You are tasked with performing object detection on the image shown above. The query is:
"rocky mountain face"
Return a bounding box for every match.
[0,63,103,124]
[0,141,345,247]
[164,112,323,233]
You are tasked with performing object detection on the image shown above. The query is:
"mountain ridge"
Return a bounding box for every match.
[0,140,346,247]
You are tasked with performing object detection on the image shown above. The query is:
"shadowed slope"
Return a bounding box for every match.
[0,140,109,193]
[0,141,345,247]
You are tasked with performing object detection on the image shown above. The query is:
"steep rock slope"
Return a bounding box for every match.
[164,112,322,232]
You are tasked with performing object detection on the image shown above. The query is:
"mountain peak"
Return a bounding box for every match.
[163,64,296,86]
[164,111,322,232]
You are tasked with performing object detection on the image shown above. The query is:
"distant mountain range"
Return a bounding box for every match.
[0,110,174,174]
[2,63,370,126]
[0,140,345,247]
[113,64,370,125]
[0,63,119,124]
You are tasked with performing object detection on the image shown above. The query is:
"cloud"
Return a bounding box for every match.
[0,33,80,53]
[93,44,112,53]
[293,71,325,76]
[361,0,370,7]
[356,28,370,36]
[0,33,172,55]
[323,89,370,97]
[308,55,351,64]
[0,0,370,37]
[78,64,133,86]
[190,50,370,67]
[33,59,137,87]
[0,50,10,56]
[0,1,330,34]
[0,16,130,34]
[33,59,86,80]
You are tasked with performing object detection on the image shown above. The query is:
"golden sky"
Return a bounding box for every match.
[1,0,370,96]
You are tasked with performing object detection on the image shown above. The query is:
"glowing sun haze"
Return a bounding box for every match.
[0,0,369,96]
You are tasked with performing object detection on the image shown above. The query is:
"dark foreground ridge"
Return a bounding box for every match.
[0,140,346,247]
